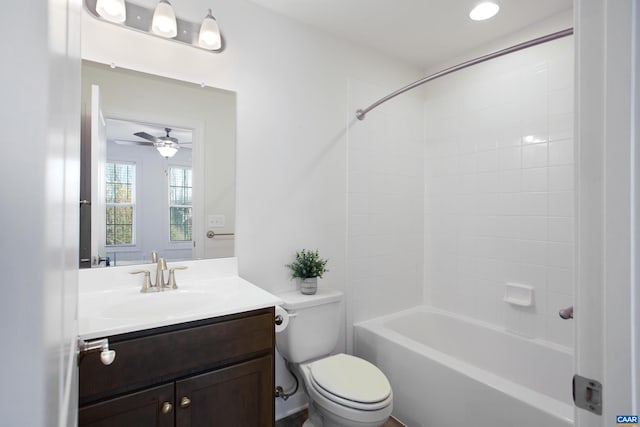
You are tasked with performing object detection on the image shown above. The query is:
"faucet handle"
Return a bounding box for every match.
[130,270,152,293]
[150,251,158,263]
[167,266,188,289]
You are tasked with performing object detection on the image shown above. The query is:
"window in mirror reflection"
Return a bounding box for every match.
[80,60,237,265]
[105,162,136,246]
[169,166,192,241]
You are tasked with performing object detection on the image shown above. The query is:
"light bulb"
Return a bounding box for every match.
[469,2,500,21]
[198,9,221,50]
[152,0,177,38]
[96,0,126,23]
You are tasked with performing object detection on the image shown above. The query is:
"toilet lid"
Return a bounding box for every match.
[309,354,391,404]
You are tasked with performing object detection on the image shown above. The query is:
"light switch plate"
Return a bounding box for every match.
[208,214,225,228]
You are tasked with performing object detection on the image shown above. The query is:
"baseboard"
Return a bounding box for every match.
[275,403,308,421]
[390,415,408,426]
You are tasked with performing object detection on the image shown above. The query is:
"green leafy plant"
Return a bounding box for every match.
[286,249,329,280]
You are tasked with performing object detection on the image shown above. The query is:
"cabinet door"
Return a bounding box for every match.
[79,383,174,427]
[175,355,274,427]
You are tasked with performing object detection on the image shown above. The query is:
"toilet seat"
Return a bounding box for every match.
[307,354,392,411]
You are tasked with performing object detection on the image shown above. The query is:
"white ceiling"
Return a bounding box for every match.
[247,0,573,68]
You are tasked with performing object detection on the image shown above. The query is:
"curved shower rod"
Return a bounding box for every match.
[355,28,574,121]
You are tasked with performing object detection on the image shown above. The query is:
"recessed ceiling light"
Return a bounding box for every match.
[469,2,500,21]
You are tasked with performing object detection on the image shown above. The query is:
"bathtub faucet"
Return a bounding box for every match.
[558,306,573,319]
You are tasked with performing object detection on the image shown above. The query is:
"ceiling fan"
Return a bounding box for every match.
[114,127,192,158]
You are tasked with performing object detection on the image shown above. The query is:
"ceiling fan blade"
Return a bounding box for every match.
[134,131,160,142]
[113,139,155,147]
[178,143,192,149]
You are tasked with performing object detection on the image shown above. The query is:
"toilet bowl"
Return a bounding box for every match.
[275,289,393,427]
[298,354,393,427]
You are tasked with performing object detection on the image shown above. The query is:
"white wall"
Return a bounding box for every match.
[574,0,640,423]
[423,35,574,346]
[81,0,422,418]
[0,1,81,425]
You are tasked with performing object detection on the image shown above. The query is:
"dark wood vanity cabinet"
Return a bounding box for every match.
[79,383,175,427]
[79,308,275,427]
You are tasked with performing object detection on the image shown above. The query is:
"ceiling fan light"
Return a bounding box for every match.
[198,9,221,50]
[96,0,126,23]
[152,0,177,38]
[157,145,178,158]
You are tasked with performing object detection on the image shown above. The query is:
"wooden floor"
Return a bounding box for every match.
[276,409,404,427]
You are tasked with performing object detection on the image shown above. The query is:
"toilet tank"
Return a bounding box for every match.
[276,288,343,363]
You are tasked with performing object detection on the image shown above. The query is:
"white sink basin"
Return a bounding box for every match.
[78,258,283,340]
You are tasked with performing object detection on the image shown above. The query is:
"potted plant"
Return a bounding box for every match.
[286,249,329,295]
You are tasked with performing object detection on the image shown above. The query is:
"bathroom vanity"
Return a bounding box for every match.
[78,258,281,426]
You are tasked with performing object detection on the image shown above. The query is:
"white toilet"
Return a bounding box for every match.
[276,288,393,427]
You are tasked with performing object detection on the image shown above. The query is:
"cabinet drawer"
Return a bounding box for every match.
[80,309,274,403]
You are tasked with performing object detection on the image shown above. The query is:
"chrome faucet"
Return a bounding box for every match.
[149,251,167,290]
[155,258,168,290]
[130,251,187,292]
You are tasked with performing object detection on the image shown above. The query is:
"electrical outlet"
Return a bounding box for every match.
[208,214,225,228]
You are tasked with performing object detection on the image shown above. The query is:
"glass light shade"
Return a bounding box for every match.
[469,2,500,21]
[157,145,178,158]
[198,9,221,50]
[152,0,177,38]
[96,0,126,23]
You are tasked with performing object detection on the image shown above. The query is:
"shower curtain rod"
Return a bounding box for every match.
[355,28,574,121]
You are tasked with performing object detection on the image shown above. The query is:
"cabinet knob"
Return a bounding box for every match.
[180,396,192,409]
[161,402,173,414]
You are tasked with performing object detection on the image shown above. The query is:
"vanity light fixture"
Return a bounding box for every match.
[469,2,500,21]
[84,0,226,52]
[198,9,222,50]
[95,0,126,23]
[151,0,177,38]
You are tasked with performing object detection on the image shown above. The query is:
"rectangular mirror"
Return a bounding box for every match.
[80,60,236,267]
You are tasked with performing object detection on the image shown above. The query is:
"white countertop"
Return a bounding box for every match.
[78,258,282,340]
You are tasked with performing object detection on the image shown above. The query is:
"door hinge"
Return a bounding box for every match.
[573,374,602,415]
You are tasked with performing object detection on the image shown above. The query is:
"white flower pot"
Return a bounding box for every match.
[300,277,318,295]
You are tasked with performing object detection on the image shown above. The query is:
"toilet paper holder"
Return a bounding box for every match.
[274,306,298,333]
[275,311,297,325]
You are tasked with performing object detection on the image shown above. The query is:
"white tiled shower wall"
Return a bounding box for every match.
[347,79,425,331]
[424,37,574,346]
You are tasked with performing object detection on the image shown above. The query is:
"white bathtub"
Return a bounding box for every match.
[354,306,574,427]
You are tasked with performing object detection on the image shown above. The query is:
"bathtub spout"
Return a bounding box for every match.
[558,306,573,319]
